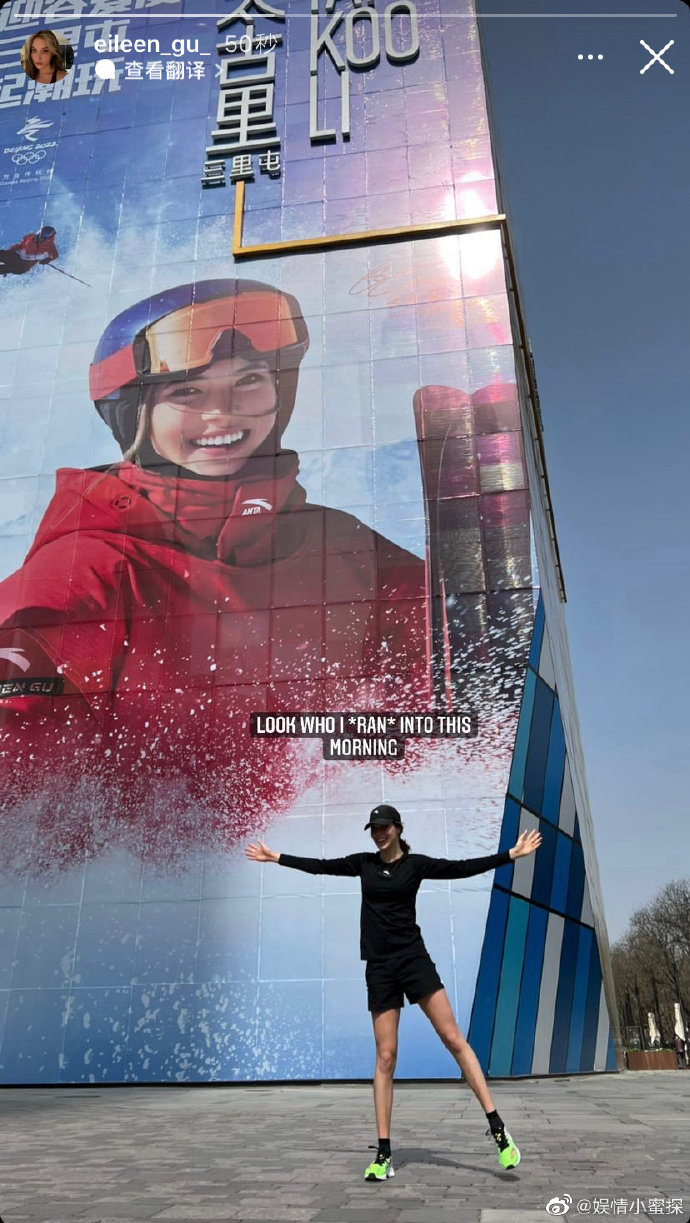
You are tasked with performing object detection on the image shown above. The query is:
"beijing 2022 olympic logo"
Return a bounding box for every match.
[11,149,46,164]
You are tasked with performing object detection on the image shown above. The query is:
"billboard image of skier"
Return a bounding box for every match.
[0,249,532,876]
[0,225,58,277]
[0,275,429,866]
[0,0,542,1083]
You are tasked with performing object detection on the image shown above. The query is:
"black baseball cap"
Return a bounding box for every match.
[364,804,402,829]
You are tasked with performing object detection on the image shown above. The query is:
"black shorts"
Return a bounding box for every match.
[365,947,444,1012]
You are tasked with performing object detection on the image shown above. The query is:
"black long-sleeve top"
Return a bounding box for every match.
[278,849,511,960]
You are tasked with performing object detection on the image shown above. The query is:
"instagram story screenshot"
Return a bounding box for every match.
[0,0,688,1218]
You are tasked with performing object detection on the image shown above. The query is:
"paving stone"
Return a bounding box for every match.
[151,1215,240,1223]
[397,1213,482,1223]
[481,1214,555,1223]
[0,1074,689,1223]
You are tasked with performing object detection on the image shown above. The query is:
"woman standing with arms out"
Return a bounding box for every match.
[246,805,541,1181]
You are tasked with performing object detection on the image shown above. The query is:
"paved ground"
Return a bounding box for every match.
[0,1071,688,1223]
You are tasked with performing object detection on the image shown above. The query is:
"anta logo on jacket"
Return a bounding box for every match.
[240,498,272,515]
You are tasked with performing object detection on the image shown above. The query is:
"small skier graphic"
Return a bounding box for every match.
[0,226,90,285]
[0,226,58,276]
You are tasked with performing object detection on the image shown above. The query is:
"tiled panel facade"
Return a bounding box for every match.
[0,0,617,1083]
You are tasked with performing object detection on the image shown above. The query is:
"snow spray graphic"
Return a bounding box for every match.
[0,0,536,1081]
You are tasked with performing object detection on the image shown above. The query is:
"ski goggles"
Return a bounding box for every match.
[90,291,306,402]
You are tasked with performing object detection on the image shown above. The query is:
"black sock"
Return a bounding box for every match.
[377,1137,391,1157]
[486,1109,504,1134]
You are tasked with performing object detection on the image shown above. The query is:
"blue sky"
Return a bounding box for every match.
[479,0,690,938]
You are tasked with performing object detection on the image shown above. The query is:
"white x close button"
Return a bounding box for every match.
[640,39,675,75]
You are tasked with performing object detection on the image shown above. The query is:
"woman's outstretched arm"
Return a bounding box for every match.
[420,828,543,880]
[245,840,362,876]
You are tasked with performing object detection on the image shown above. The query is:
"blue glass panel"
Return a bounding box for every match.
[549,919,580,1073]
[507,669,537,803]
[0,909,21,990]
[495,798,520,889]
[580,941,602,1071]
[527,594,544,669]
[468,888,510,1070]
[541,698,566,824]
[127,984,197,1082]
[324,978,371,1080]
[0,991,8,1060]
[522,679,555,815]
[133,902,199,986]
[531,819,558,908]
[606,1030,617,1071]
[398,1001,461,1078]
[511,904,548,1075]
[566,841,586,920]
[494,864,513,892]
[73,903,138,987]
[196,898,262,984]
[0,989,69,1084]
[12,906,79,989]
[549,834,572,914]
[61,987,132,1083]
[566,926,593,1073]
[193,983,260,1081]
[256,981,323,1080]
[489,896,530,1077]
[498,798,521,854]
[573,814,582,843]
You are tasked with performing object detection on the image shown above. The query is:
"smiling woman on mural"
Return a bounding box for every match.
[141,358,279,477]
[0,279,429,869]
[20,30,68,83]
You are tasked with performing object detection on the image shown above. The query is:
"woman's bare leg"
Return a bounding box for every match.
[418,988,495,1112]
[371,1008,401,1139]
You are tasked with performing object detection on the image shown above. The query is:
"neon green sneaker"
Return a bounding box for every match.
[364,1151,395,1181]
[488,1126,520,1169]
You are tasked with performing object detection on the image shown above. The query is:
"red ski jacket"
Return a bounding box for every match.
[0,455,429,867]
[11,232,58,264]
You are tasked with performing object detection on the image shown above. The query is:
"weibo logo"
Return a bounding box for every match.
[241,498,273,516]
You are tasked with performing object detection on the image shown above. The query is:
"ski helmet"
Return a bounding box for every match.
[39,226,55,239]
[90,279,310,455]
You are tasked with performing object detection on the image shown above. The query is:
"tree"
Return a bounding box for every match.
[611,879,690,1049]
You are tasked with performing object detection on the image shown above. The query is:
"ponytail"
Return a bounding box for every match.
[399,835,411,854]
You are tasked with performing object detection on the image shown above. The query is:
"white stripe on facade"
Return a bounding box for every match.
[580,879,594,927]
[558,759,576,837]
[594,980,610,1070]
[531,912,564,1075]
[538,627,556,689]
[511,808,540,899]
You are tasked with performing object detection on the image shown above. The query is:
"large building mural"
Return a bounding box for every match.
[0,0,619,1082]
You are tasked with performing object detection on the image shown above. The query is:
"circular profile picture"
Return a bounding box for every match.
[20,29,73,84]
